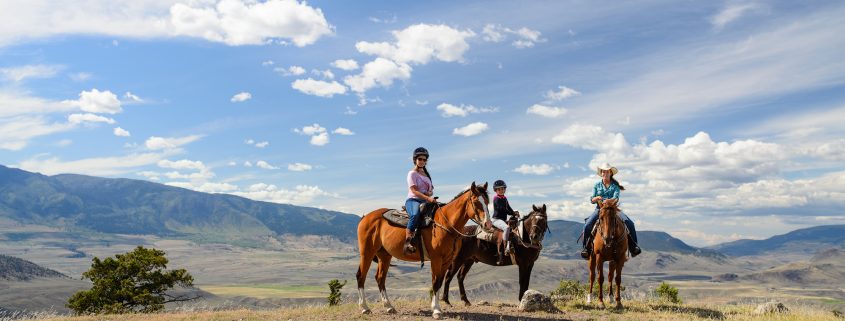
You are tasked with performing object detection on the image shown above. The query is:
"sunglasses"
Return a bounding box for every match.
[416,157,428,161]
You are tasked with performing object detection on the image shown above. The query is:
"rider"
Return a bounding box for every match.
[404,147,436,254]
[492,179,518,264]
[580,162,641,259]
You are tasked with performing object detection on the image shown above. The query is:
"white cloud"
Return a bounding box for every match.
[254,141,269,148]
[291,78,347,97]
[0,116,73,150]
[331,59,359,71]
[436,103,498,117]
[343,58,411,93]
[63,89,122,114]
[16,151,178,176]
[355,23,475,65]
[544,86,581,101]
[255,160,279,170]
[481,24,545,48]
[295,123,327,136]
[344,107,357,115]
[166,181,238,193]
[230,92,252,102]
[70,72,93,82]
[123,92,142,103]
[67,113,116,125]
[233,183,337,205]
[243,161,253,167]
[158,159,206,171]
[0,64,62,82]
[310,132,329,146]
[262,60,275,66]
[514,163,555,175]
[0,1,333,48]
[56,139,72,147]
[287,162,312,172]
[552,124,630,153]
[452,122,489,137]
[144,135,202,150]
[526,104,567,118]
[332,127,354,135]
[711,3,758,30]
[277,65,306,76]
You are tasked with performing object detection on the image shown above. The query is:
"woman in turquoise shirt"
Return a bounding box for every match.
[581,163,641,259]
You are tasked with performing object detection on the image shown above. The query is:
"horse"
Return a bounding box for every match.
[355,182,489,319]
[587,198,628,309]
[442,204,549,306]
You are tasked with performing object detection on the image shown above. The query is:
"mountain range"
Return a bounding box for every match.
[1,165,843,257]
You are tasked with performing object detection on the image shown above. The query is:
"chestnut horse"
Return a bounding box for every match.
[587,199,628,309]
[442,204,549,306]
[356,182,489,319]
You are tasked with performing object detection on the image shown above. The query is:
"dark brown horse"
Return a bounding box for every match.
[356,182,489,319]
[587,199,628,309]
[442,204,548,306]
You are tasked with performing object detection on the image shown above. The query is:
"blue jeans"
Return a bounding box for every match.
[583,208,638,247]
[405,198,425,232]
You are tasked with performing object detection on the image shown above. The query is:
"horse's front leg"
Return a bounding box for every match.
[442,262,458,307]
[615,261,624,309]
[518,262,534,301]
[430,258,451,319]
[587,256,596,304]
[597,256,606,308]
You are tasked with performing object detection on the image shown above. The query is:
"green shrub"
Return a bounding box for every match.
[654,282,682,304]
[550,280,587,301]
[327,279,347,306]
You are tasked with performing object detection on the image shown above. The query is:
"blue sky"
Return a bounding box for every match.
[1,0,844,246]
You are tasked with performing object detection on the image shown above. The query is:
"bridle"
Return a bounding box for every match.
[433,186,488,238]
[514,210,547,250]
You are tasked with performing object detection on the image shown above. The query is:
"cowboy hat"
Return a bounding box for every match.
[596,162,618,176]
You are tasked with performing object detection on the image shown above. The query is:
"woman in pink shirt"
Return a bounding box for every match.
[404,147,436,254]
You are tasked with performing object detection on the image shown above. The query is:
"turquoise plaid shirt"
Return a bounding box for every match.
[591,181,620,208]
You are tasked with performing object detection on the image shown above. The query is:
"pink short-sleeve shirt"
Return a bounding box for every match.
[407,170,432,199]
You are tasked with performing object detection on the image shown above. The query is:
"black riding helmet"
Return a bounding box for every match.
[493,179,507,189]
[413,147,429,163]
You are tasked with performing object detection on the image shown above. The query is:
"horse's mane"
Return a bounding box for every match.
[447,185,488,203]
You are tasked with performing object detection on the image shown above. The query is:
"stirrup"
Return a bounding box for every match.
[580,247,590,260]
[403,237,416,254]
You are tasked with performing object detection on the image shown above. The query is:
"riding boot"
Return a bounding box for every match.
[581,236,591,260]
[628,235,641,257]
[403,229,416,254]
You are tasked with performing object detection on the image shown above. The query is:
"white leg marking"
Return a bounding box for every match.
[380,289,396,313]
[358,287,370,314]
[587,293,592,304]
[431,289,442,319]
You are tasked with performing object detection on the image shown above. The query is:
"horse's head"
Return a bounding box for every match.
[598,198,624,243]
[467,181,489,224]
[599,198,619,219]
[523,204,548,247]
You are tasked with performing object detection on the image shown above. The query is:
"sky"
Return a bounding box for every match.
[1,0,844,246]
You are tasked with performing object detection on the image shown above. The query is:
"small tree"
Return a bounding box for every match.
[327,279,347,306]
[550,280,587,302]
[654,282,682,304]
[67,246,196,314]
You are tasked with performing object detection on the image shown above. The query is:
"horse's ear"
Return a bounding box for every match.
[480,182,488,191]
[470,181,477,194]
[542,204,547,213]
[532,204,539,211]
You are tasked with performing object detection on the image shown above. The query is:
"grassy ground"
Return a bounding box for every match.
[26,298,845,321]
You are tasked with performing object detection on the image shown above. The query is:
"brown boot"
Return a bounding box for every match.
[403,229,416,254]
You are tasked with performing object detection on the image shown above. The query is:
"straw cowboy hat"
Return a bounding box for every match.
[596,162,618,176]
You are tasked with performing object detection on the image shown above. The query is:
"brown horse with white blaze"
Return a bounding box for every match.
[587,198,628,309]
[355,182,489,319]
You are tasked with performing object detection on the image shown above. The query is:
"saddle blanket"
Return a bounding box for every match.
[382,209,433,228]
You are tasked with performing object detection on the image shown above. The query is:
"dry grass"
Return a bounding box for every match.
[23,298,845,321]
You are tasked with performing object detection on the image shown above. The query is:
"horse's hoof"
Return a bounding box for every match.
[361,308,371,314]
[463,301,472,307]
[432,311,442,319]
[615,303,624,310]
[444,300,452,307]
[386,307,397,314]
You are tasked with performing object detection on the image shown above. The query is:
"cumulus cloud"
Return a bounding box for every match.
[355,23,475,65]
[158,159,206,171]
[255,141,269,148]
[526,104,567,118]
[144,135,202,150]
[436,103,498,117]
[287,162,312,171]
[166,181,238,193]
[544,86,581,101]
[230,92,252,102]
[310,132,329,146]
[277,65,306,76]
[256,160,279,170]
[481,24,545,48]
[67,113,116,125]
[63,89,122,114]
[332,127,354,135]
[291,78,347,97]
[453,122,489,137]
[295,123,327,136]
[233,183,337,205]
[331,59,359,70]
[514,163,555,175]
[343,58,411,93]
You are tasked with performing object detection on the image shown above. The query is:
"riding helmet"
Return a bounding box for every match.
[413,147,429,161]
[493,179,507,189]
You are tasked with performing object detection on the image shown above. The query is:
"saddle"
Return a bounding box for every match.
[381,203,437,228]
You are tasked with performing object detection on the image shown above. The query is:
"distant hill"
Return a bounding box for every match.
[0,165,360,244]
[708,225,845,257]
[0,254,66,281]
[540,220,725,259]
[739,248,845,285]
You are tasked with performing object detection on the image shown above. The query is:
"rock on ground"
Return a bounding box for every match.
[754,302,789,315]
[518,290,558,312]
